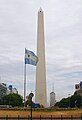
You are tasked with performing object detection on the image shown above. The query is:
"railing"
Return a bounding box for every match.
[0,115,81,120]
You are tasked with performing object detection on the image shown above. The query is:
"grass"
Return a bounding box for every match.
[0,109,82,117]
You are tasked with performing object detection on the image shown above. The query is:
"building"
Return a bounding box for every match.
[50,91,56,107]
[0,83,7,99]
[8,85,18,94]
[75,84,80,91]
[12,88,18,94]
[74,81,82,95]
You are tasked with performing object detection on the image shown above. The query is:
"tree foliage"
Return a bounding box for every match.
[55,94,82,108]
[70,94,81,108]
[1,93,23,107]
[55,97,70,108]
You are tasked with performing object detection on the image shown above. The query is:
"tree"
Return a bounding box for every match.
[55,94,82,108]
[55,97,70,108]
[25,99,34,107]
[70,94,81,108]
[2,93,23,107]
[25,100,31,106]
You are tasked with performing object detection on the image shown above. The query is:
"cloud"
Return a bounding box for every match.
[0,0,82,105]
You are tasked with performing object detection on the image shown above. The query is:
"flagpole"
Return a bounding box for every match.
[24,48,38,107]
[24,51,26,107]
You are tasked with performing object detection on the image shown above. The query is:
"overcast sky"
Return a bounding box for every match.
[0,0,82,105]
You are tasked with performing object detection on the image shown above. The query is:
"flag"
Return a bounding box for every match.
[25,48,38,66]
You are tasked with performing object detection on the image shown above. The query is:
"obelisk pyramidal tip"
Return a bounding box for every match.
[35,8,47,107]
[39,7,43,12]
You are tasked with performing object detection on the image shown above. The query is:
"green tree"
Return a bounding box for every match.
[25,99,34,107]
[55,97,70,108]
[25,99,31,106]
[55,94,82,108]
[2,93,23,107]
[0,98,3,105]
[70,94,81,108]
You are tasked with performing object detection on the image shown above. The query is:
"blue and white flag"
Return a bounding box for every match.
[25,48,38,66]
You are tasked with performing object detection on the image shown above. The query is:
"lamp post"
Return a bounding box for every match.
[29,92,34,120]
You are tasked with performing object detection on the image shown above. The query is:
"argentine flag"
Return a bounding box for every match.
[25,48,38,66]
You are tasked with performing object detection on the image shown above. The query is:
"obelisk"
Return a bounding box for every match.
[35,8,47,107]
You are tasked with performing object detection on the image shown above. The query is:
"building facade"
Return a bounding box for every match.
[0,83,7,99]
[8,85,18,94]
[74,81,82,95]
[12,88,18,94]
[50,91,56,107]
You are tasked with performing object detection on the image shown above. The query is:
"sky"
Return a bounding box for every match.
[0,0,82,105]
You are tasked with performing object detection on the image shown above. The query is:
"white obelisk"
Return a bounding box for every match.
[35,8,47,107]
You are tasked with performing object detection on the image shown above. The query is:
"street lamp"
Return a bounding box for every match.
[29,92,34,120]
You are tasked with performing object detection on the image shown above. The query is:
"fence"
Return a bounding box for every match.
[0,115,82,120]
